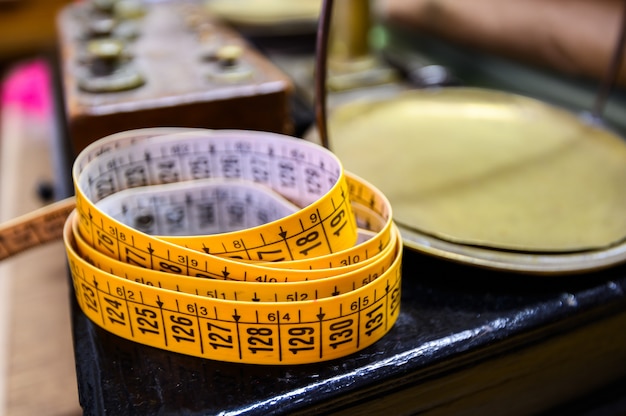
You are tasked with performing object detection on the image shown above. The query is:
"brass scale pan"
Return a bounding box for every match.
[304,2,626,275]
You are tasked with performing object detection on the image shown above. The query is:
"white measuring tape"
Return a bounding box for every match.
[0,128,402,364]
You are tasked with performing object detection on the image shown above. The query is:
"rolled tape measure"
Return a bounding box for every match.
[0,128,402,365]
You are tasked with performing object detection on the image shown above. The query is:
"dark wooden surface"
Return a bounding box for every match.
[70,248,626,415]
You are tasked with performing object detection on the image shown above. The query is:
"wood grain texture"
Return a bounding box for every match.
[0,59,80,416]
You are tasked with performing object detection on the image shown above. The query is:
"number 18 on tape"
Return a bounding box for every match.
[4,127,403,365]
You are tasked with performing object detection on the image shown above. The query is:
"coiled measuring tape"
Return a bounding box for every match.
[0,128,402,365]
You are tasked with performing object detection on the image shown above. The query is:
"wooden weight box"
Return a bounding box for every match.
[56,0,294,156]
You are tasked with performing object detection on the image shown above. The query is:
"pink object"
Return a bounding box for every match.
[1,59,52,119]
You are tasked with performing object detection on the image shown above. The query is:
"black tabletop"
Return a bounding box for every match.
[69,247,626,415]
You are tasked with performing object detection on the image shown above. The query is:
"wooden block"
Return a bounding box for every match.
[56,0,294,155]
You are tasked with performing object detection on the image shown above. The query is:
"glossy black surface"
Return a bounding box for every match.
[70,249,626,415]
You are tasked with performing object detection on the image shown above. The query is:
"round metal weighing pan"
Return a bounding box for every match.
[306,87,626,275]
[204,0,320,35]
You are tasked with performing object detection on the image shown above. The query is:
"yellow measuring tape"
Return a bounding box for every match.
[0,128,402,365]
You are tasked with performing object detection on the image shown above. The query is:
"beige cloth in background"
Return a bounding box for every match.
[379,0,626,87]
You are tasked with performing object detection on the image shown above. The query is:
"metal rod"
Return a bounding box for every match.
[592,0,626,119]
[314,0,334,149]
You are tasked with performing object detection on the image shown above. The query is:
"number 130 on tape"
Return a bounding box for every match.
[4,127,403,365]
